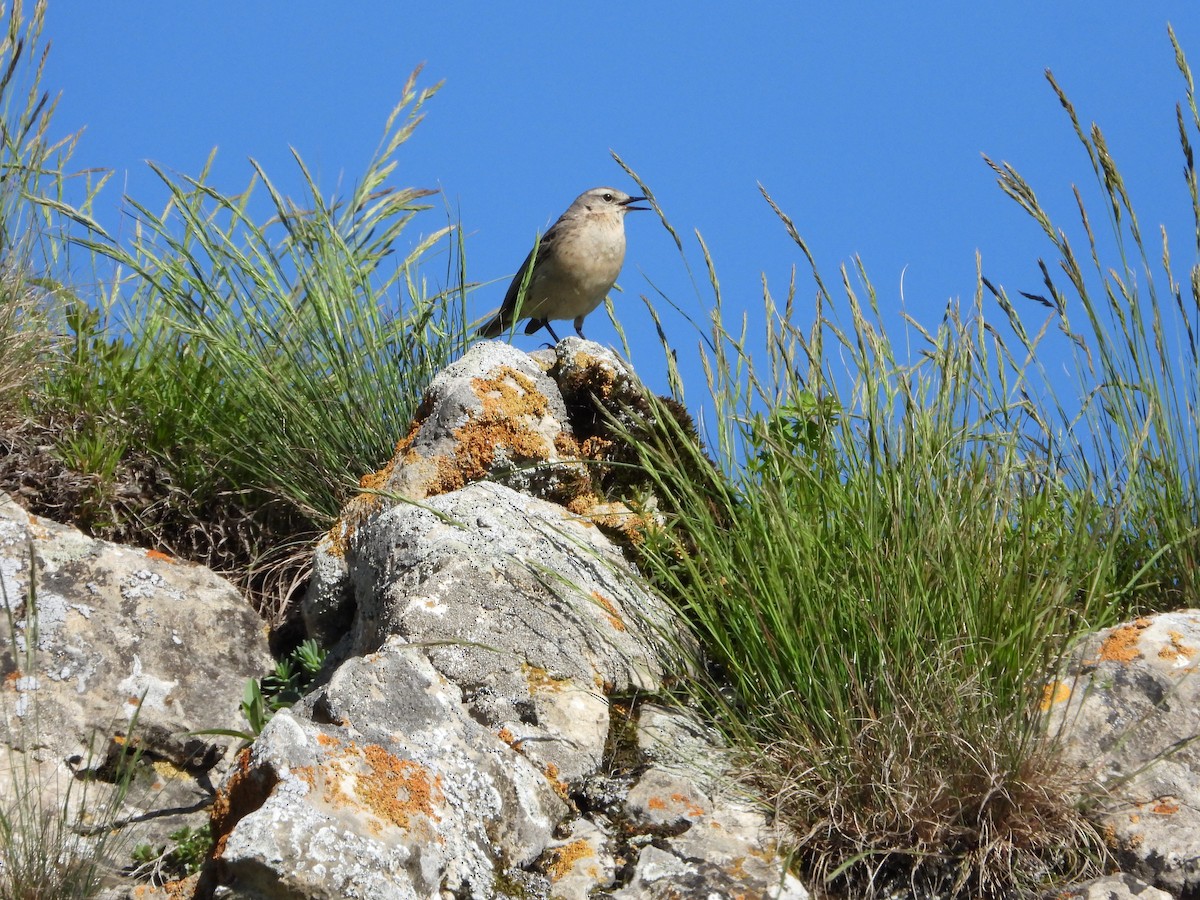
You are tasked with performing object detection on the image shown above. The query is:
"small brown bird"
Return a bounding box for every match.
[479,187,647,342]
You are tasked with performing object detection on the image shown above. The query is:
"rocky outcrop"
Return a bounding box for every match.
[208,340,808,899]
[0,491,272,875]
[15,336,1200,898]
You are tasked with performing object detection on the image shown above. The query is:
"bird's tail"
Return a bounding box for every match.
[477,311,507,339]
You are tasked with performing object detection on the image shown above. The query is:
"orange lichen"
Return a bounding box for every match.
[579,434,614,460]
[1152,797,1180,816]
[1039,681,1071,711]
[591,591,627,632]
[130,873,201,899]
[647,796,667,810]
[473,367,549,419]
[543,762,569,799]
[324,409,432,558]
[543,838,596,881]
[670,792,706,818]
[554,432,582,457]
[1158,629,1197,663]
[560,351,620,402]
[145,549,175,563]
[323,493,382,560]
[307,739,445,837]
[210,747,272,859]
[523,663,568,692]
[1098,618,1151,663]
[418,368,561,497]
[567,498,652,547]
[358,744,444,832]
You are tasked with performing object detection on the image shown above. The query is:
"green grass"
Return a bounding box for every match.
[0,0,77,426]
[11,61,469,622]
[609,34,1199,898]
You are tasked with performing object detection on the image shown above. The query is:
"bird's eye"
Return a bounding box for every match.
[603,192,613,202]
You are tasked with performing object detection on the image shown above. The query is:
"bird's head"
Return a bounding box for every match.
[572,187,649,216]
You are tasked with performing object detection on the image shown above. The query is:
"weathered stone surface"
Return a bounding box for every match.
[625,766,712,832]
[309,478,672,792]
[0,492,272,862]
[1048,610,1200,897]
[610,842,809,900]
[374,341,583,503]
[1060,872,1175,899]
[302,338,642,647]
[539,817,615,900]
[221,341,807,899]
[207,639,566,899]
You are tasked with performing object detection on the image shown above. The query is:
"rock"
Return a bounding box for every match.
[207,341,806,898]
[1048,610,1200,896]
[539,817,615,900]
[610,842,810,900]
[1059,872,1175,899]
[310,478,672,791]
[373,341,586,503]
[625,766,712,833]
[302,338,677,648]
[0,492,272,883]
[206,639,566,898]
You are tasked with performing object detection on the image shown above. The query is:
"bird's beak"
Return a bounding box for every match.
[621,196,650,211]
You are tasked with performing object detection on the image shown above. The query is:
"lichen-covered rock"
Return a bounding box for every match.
[0,492,272,876]
[1048,610,1200,896]
[539,817,615,900]
[302,338,675,648]
[205,641,566,898]
[237,341,806,899]
[307,479,672,792]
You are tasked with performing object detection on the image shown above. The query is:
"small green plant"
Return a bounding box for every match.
[198,638,329,745]
[129,823,212,885]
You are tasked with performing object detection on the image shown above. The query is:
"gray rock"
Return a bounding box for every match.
[302,337,664,648]
[611,842,810,900]
[1049,610,1200,896]
[208,639,566,899]
[233,342,808,899]
[313,479,672,791]
[625,766,712,833]
[1060,872,1175,899]
[0,492,272,866]
[539,817,615,900]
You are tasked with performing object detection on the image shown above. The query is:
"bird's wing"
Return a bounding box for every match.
[499,228,557,320]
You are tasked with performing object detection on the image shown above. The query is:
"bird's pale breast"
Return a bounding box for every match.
[527,213,626,319]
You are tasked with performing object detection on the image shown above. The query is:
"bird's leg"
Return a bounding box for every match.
[573,316,586,339]
[542,320,563,343]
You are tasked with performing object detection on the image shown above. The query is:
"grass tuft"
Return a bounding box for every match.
[613,34,1199,895]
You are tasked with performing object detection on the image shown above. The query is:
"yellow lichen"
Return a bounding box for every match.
[1098,618,1151,664]
[1039,681,1071,711]
[591,591,627,632]
[543,838,596,881]
[1158,629,1197,663]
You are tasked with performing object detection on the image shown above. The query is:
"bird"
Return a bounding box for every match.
[478,186,648,342]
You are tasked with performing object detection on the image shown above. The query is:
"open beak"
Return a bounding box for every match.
[621,195,650,211]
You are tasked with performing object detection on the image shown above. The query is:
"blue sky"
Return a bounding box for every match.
[43,3,1200,409]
